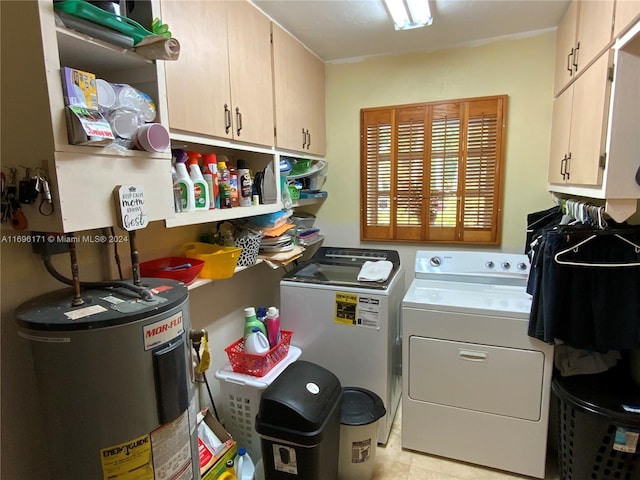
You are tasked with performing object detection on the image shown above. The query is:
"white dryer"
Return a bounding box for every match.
[280,247,404,444]
[401,251,554,479]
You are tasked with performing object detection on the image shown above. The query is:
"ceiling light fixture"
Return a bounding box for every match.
[383,0,433,30]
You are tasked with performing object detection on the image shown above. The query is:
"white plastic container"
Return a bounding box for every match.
[244,328,269,355]
[215,345,302,462]
[235,447,256,480]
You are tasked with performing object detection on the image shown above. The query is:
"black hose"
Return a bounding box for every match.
[42,255,154,301]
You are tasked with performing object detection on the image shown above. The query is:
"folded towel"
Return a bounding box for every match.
[357,260,393,282]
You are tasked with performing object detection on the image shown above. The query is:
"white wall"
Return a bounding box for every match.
[318,31,557,270]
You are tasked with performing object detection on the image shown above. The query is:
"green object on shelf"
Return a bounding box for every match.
[54,1,154,45]
[289,159,312,176]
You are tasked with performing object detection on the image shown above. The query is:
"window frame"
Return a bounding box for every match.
[360,95,507,245]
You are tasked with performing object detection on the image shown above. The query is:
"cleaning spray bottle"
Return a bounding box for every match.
[218,157,232,209]
[202,153,218,210]
[172,149,195,212]
[187,150,209,210]
[265,306,281,348]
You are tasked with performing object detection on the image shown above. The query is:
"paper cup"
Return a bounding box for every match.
[135,123,170,152]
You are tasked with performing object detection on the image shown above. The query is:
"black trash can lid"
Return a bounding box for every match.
[341,387,386,426]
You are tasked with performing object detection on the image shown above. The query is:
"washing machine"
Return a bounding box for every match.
[402,251,554,479]
[280,247,404,444]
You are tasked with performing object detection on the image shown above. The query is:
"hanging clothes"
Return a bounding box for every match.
[527,222,640,352]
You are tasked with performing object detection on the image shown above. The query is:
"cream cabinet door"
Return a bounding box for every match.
[554,0,578,96]
[613,0,640,38]
[273,23,326,156]
[162,0,231,138]
[567,52,612,186]
[548,87,573,184]
[227,1,274,147]
[575,0,615,74]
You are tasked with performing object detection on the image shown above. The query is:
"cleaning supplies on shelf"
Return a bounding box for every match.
[187,150,209,210]
[235,448,255,480]
[218,158,232,209]
[265,307,281,348]
[202,153,218,210]
[237,159,252,207]
[173,149,195,212]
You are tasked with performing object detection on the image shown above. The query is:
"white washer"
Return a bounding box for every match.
[280,247,405,445]
[401,251,554,479]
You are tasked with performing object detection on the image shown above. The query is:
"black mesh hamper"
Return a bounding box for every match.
[552,368,640,480]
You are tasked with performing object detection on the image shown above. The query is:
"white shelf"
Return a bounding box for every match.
[165,203,282,228]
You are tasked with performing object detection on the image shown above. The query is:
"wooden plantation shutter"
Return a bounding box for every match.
[361,95,507,245]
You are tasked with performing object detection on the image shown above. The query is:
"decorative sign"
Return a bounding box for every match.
[114,185,149,231]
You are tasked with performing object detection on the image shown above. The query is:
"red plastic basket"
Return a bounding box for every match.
[224,331,293,377]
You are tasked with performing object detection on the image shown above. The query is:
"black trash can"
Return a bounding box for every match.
[552,368,640,480]
[255,360,343,480]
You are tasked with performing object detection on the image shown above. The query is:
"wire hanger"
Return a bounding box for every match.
[554,233,640,267]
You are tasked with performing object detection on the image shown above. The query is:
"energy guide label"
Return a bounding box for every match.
[334,293,380,328]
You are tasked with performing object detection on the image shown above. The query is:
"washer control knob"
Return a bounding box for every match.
[485,261,495,269]
[517,262,528,271]
[501,262,511,270]
[430,257,441,267]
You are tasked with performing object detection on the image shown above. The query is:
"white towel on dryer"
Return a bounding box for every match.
[357,260,393,282]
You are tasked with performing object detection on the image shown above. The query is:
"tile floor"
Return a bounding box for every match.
[371,405,561,480]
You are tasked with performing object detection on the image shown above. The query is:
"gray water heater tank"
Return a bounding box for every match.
[15,278,199,480]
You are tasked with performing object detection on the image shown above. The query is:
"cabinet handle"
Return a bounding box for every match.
[302,128,307,148]
[567,48,574,76]
[235,107,242,136]
[306,130,311,150]
[573,42,580,73]
[565,152,571,180]
[560,154,567,180]
[224,104,232,134]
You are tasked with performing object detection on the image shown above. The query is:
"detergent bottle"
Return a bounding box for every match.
[202,153,218,209]
[172,149,195,212]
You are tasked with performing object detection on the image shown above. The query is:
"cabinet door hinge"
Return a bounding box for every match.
[608,65,615,82]
[599,152,607,169]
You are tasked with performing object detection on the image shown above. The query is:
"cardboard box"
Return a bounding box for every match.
[198,409,236,480]
[65,106,114,146]
[61,67,99,109]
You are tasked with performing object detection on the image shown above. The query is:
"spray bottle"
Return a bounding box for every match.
[187,150,209,210]
[172,149,195,212]
[202,153,218,210]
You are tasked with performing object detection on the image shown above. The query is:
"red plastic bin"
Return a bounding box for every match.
[139,257,204,284]
[224,331,293,377]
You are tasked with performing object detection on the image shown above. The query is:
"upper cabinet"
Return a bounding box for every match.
[272,24,326,157]
[162,0,274,148]
[554,0,615,96]
[1,0,174,233]
[613,0,640,38]
[548,52,612,186]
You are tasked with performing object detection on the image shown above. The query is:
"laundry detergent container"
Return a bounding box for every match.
[255,360,343,480]
[338,387,386,480]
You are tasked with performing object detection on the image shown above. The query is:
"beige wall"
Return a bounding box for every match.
[317,30,557,268]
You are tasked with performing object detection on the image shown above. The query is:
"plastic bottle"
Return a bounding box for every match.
[266,306,281,348]
[187,150,209,210]
[229,165,239,207]
[235,448,255,480]
[218,159,232,209]
[172,149,195,212]
[243,307,267,339]
[237,159,252,207]
[244,327,270,355]
[202,153,219,209]
[256,306,267,326]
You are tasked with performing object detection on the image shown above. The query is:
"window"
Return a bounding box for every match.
[360,95,507,244]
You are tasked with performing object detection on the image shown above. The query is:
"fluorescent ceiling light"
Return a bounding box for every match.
[383,0,433,30]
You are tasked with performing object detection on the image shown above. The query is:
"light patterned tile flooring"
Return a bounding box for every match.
[372,404,560,480]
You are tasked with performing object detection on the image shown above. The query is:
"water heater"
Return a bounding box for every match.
[15,278,200,480]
